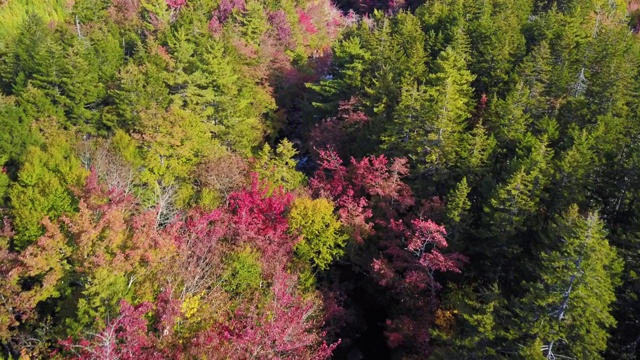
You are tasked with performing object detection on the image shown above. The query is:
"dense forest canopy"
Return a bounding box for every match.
[1,0,640,359]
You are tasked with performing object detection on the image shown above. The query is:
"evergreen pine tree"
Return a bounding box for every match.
[518,205,622,360]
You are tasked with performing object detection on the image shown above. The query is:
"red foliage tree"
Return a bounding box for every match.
[226,175,295,270]
[169,174,296,297]
[188,270,338,359]
[310,148,413,242]
[268,10,293,48]
[297,10,318,34]
[166,0,186,9]
[62,273,338,360]
[57,173,338,359]
[209,0,246,34]
[59,300,167,360]
[371,218,467,352]
[309,148,466,355]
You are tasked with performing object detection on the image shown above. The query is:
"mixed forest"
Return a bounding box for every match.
[1,0,640,359]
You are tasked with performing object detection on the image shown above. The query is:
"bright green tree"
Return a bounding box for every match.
[488,136,553,234]
[252,140,306,192]
[518,205,623,360]
[446,177,471,224]
[288,197,347,270]
[424,42,475,170]
[222,247,263,296]
[9,138,87,249]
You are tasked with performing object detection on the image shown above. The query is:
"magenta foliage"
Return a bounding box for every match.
[61,272,339,360]
[154,289,182,339]
[407,219,466,275]
[208,16,223,35]
[370,218,467,351]
[166,0,186,9]
[310,148,413,242]
[215,0,245,22]
[297,9,318,34]
[310,148,373,243]
[406,219,448,255]
[59,300,167,360]
[226,174,295,262]
[309,150,465,352]
[351,155,413,210]
[173,175,296,291]
[59,172,336,358]
[372,218,466,294]
[209,0,245,34]
[189,270,339,359]
[338,97,369,126]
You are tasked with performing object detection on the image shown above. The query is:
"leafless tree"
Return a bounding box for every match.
[152,181,178,228]
[195,153,249,202]
[78,140,135,196]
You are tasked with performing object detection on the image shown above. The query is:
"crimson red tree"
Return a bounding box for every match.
[309,149,466,356]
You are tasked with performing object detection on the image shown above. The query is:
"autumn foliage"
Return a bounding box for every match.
[308,148,465,354]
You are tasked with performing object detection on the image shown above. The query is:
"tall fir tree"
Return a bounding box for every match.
[517,205,622,360]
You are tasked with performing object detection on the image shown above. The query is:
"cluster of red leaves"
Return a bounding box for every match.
[303,0,344,39]
[59,299,167,360]
[371,218,467,352]
[268,10,293,48]
[310,148,413,242]
[170,209,227,298]
[169,174,296,296]
[3,171,338,358]
[226,175,296,273]
[218,0,246,20]
[408,219,467,274]
[373,219,466,294]
[310,149,373,243]
[189,270,338,359]
[61,272,338,360]
[209,0,246,34]
[309,148,466,354]
[166,0,186,9]
[297,9,318,34]
[58,289,184,359]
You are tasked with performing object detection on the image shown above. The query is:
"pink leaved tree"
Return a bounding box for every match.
[310,148,413,242]
[59,174,338,359]
[226,174,295,273]
[166,0,186,9]
[297,10,318,34]
[188,270,339,359]
[59,298,170,360]
[372,218,466,353]
[209,0,246,34]
[309,148,466,355]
